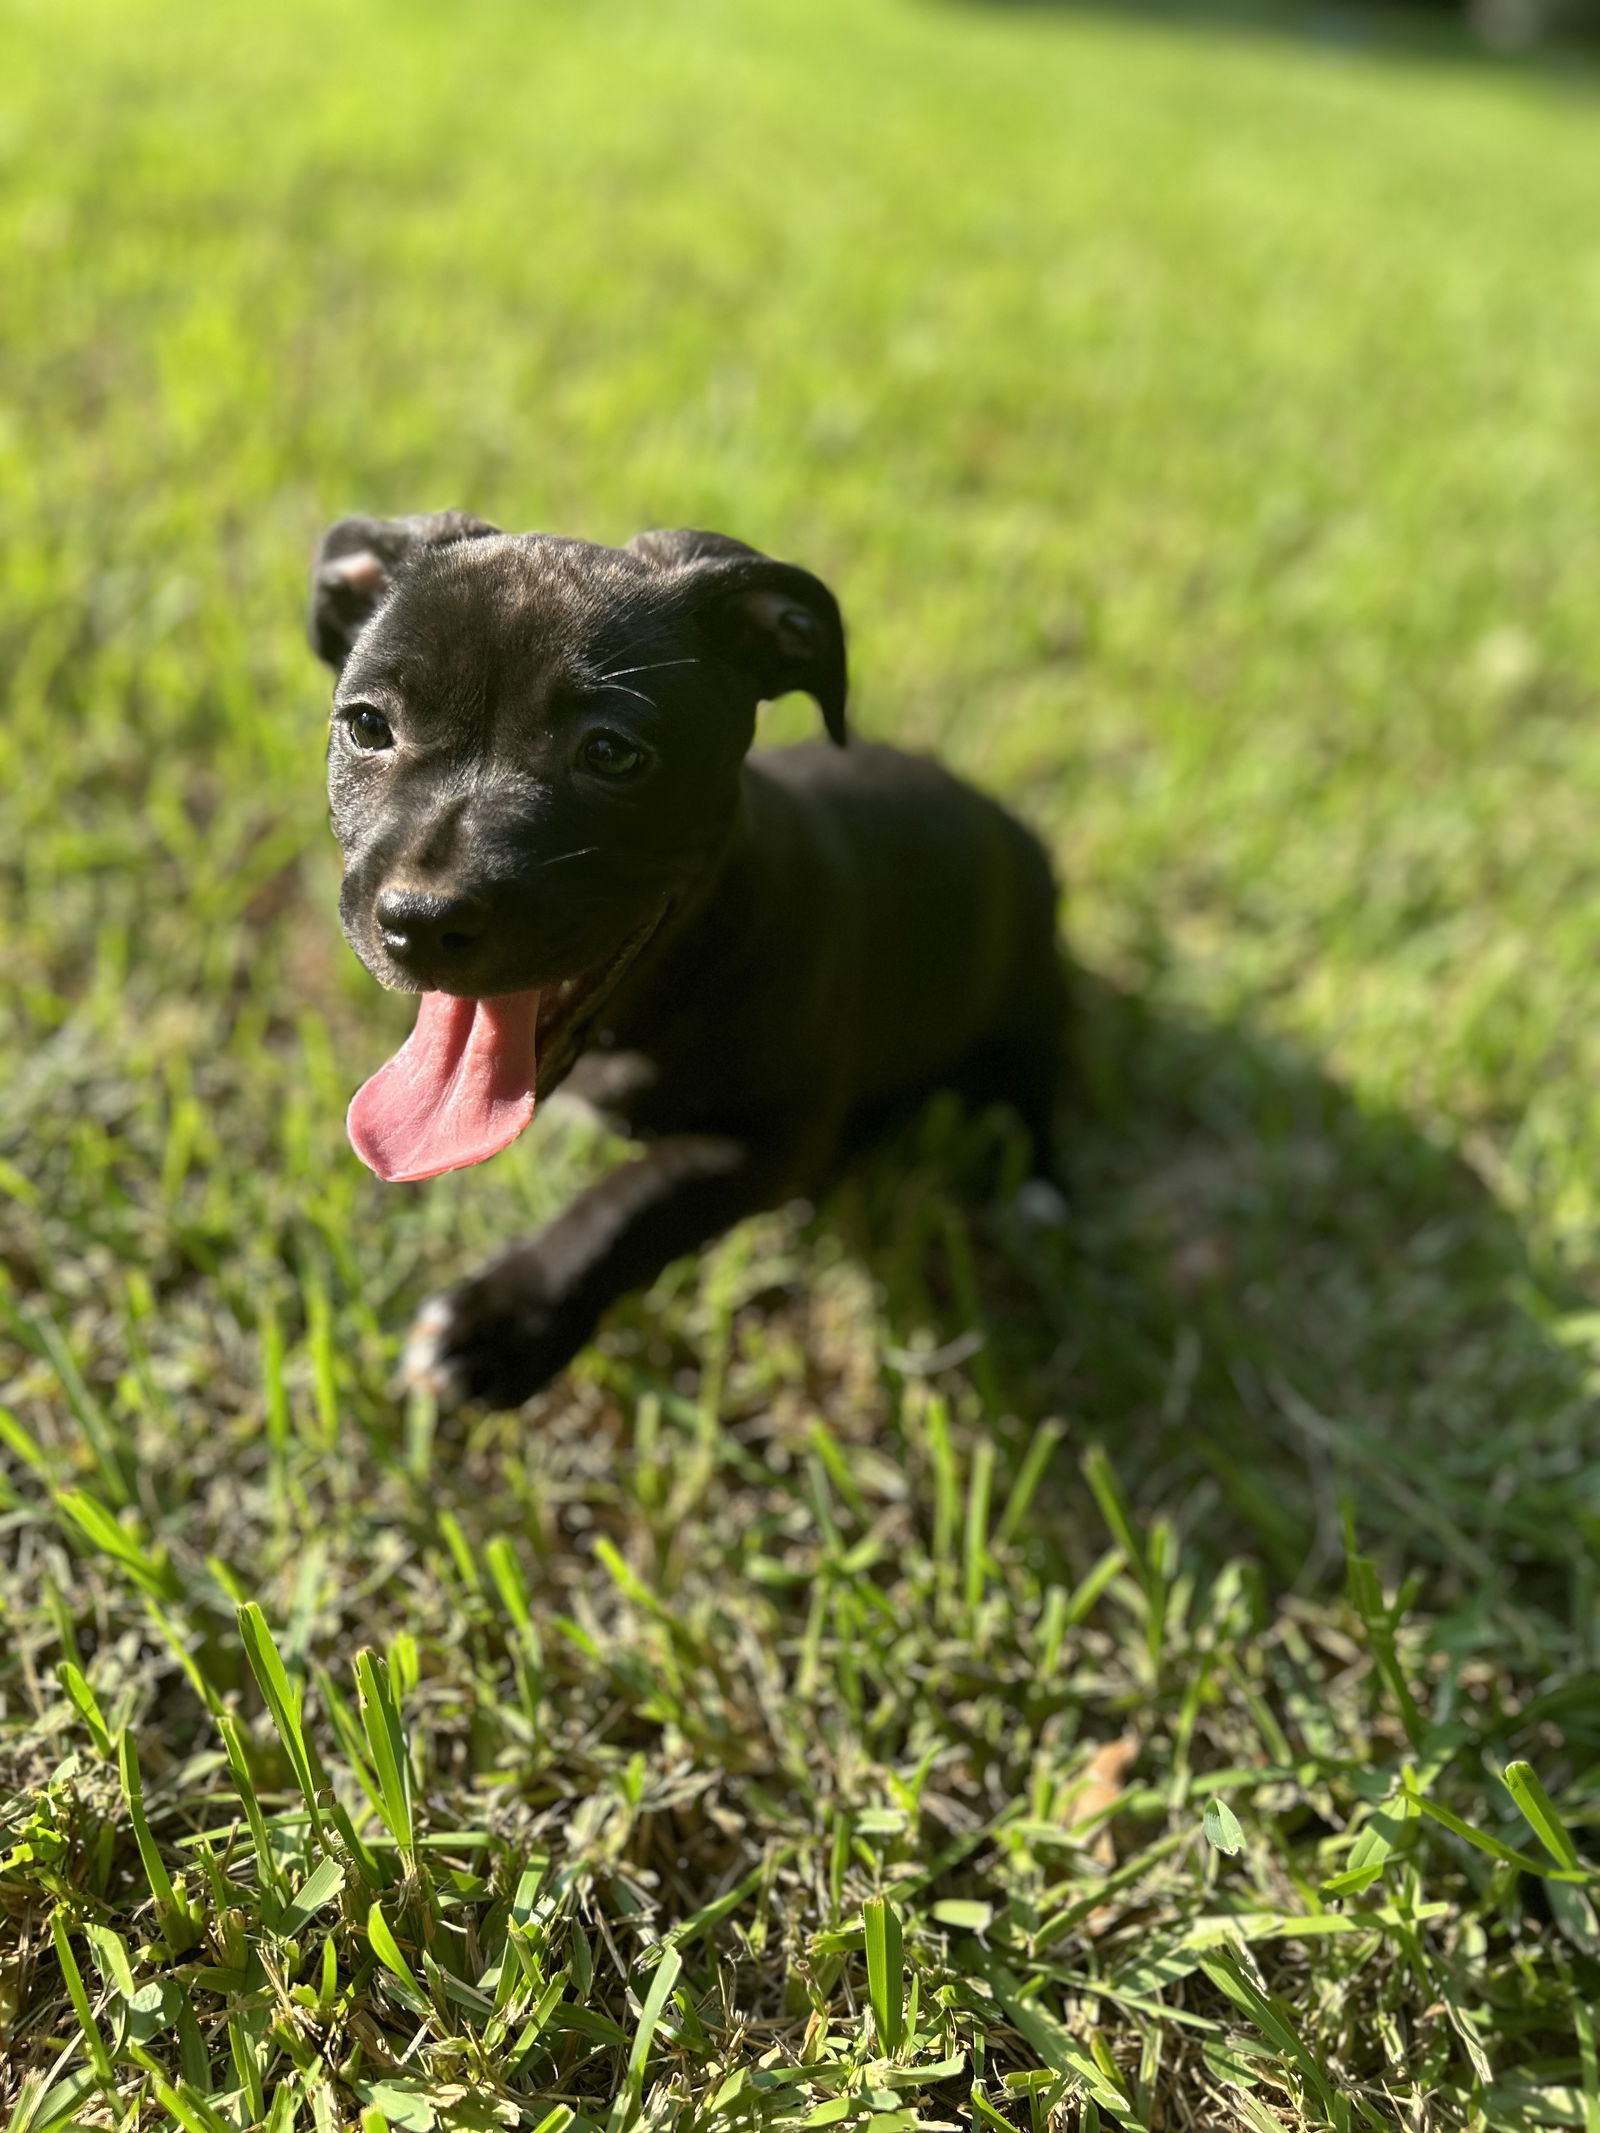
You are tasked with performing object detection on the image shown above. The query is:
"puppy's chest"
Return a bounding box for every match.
[565,932,844,1132]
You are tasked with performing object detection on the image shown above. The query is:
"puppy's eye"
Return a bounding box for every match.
[579,731,645,780]
[344,706,394,752]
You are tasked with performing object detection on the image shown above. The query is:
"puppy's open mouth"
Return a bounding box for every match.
[347,913,664,1183]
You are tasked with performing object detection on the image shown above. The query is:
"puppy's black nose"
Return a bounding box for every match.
[375,887,487,972]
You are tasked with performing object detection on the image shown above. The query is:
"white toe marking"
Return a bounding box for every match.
[402,1294,468,1403]
[1012,1178,1070,1231]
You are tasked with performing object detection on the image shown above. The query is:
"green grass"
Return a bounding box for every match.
[4,0,1600,2124]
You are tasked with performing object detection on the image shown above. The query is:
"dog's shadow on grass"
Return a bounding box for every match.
[828,965,1594,1598]
[945,0,1600,78]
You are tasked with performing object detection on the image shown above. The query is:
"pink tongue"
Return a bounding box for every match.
[347,990,541,1183]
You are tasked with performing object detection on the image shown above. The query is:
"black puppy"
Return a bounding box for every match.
[309,512,1067,1408]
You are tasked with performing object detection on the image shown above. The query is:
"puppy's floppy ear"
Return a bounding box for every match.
[308,509,500,670]
[628,527,848,746]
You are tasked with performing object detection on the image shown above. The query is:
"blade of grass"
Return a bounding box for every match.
[1345,1539,1426,1752]
[863,1894,905,2058]
[1502,1761,1583,1873]
[54,1491,179,1601]
[56,1663,112,1759]
[47,1912,114,2091]
[996,1418,1066,1546]
[612,1943,682,2127]
[237,1601,326,1848]
[117,1731,202,1952]
[962,1437,996,1615]
[353,1648,415,1861]
[368,1902,432,2017]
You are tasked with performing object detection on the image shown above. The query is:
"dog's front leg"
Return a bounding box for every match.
[404,1133,799,1410]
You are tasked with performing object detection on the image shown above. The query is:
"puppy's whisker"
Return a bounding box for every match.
[536,846,601,871]
[596,658,702,684]
[599,684,657,707]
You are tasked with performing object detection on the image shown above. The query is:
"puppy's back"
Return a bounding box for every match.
[748,742,1062,1111]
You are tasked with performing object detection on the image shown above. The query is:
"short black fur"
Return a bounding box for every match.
[309,512,1068,1407]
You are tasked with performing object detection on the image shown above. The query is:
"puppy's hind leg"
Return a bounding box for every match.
[405,1128,808,1411]
[993,1027,1064,1176]
[991,956,1073,1227]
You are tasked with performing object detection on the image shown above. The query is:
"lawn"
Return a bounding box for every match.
[3,0,1600,2124]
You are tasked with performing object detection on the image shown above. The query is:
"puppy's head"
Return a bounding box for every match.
[309,513,847,1009]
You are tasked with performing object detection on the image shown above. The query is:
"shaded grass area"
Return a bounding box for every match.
[958,0,1600,74]
[4,0,1600,2125]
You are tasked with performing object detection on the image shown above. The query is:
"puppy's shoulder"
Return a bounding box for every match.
[749,737,967,803]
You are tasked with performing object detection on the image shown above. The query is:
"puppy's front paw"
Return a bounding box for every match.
[401,1295,475,1407]
[401,1252,592,1411]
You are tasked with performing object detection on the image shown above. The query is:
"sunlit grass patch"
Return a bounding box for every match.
[8,1323,1600,2128]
